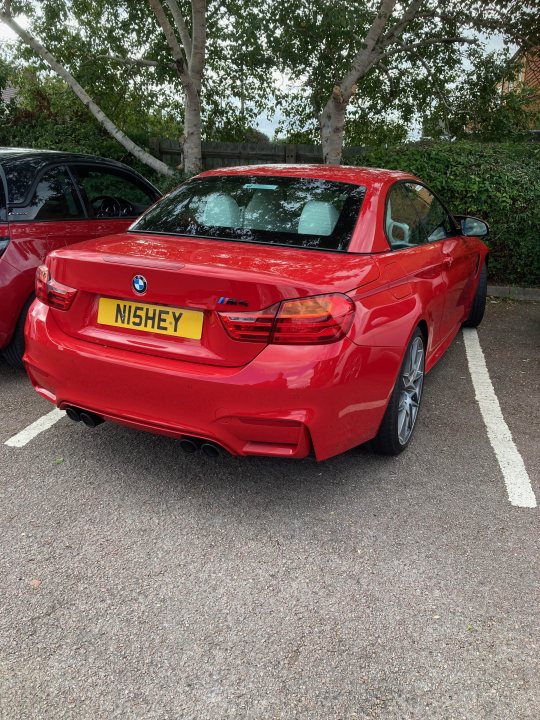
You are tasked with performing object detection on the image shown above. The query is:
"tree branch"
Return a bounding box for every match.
[190,0,206,86]
[340,0,397,100]
[147,0,190,83]
[379,36,477,62]
[381,0,423,47]
[97,54,176,70]
[0,10,174,176]
[165,0,192,62]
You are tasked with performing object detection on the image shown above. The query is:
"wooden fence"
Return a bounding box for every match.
[149,138,367,170]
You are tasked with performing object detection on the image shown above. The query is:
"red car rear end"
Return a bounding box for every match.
[24,165,488,460]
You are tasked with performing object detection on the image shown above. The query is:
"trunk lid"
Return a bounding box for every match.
[47,232,379,367]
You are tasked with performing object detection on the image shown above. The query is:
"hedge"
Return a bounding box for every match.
[355,141,540,287]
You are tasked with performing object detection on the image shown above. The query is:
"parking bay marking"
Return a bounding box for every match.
[463,328,537,509]
[4,408,65,448]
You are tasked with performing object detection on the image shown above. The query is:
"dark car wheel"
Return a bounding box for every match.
[463,262,487,328]
[373,328,425,456]
[2,296,34,370]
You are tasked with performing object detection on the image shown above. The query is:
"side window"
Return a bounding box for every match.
[8,166,84,222]
[73,166,155,218]
[405,183,454,243]
[385,184,427,248]
[386,182,454,249]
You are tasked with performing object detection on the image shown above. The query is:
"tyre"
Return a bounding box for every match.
[372,328,425,455]
[1,296,34,370]
[463,262,487,328]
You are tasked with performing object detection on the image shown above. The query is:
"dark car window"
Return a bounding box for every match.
[8,166,84,222]
[0,176,7,222]
[132,175,366,252]
[72,165,156,218]
[386,182,454,249]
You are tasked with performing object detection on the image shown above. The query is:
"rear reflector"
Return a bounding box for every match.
[219,293,355,345]
[36,265,77,311]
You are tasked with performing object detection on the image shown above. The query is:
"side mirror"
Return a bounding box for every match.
[458,216,489,237]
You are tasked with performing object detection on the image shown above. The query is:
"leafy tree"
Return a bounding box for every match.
[0,0,276,174]
[265,0,540,162]
[422,50,540,141]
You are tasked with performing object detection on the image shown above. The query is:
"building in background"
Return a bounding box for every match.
[500,48,540,138]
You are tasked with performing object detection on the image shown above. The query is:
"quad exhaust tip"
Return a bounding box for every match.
[179,436,224,458]
[179,438,199,454]
[200,442,222,458]
[64,409,224,454]
[65,406,104,428]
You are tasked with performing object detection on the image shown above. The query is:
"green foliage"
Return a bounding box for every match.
[0,70,183,188]
[357,141,540,287]
[423,50,540,142]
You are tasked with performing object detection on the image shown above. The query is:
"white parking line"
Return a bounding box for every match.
[4,408,65,448]
[463,329,537,509]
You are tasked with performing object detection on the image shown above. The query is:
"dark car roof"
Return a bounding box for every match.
[0,147,160,205]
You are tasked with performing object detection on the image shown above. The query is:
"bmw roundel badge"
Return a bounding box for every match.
[132,275,147,294]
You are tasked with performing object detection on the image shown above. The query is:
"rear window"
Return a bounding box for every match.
[131,175,365,251]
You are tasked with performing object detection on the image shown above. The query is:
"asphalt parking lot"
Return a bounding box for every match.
[1,300,538,720]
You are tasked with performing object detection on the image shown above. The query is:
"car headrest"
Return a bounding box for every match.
[298,200,339,236]
[202,193,241,228]
[244,190,282,230]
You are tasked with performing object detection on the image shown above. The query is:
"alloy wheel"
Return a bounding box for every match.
[397,335,424,445]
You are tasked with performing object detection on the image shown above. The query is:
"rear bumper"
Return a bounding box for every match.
[24,301,401,460]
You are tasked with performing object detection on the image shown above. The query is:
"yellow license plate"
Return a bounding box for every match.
[97,297,203,339]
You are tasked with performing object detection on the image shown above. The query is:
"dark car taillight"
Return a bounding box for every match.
[35,265,77,311]
[0,236,9,257]
[219,293,355,345]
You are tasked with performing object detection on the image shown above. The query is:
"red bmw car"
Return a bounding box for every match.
[0,148,160,367]
[24,165,489,460]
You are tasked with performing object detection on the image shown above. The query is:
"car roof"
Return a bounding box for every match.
[0,147,132,166]
[0,147,159,205]
[198,163,416,187]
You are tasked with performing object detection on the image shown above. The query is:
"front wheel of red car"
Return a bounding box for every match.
[1,296,33,370]
[373,328,425,456]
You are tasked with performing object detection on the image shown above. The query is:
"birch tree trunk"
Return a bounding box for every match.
[320,90,348,165]
[318,0,397,165]
[183,87,202,175]
[148,0,206,175]
[0,10,175,177]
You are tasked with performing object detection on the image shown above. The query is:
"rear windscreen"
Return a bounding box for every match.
[131,175,365,252]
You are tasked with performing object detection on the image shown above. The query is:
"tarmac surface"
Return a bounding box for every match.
[1,299,538,719]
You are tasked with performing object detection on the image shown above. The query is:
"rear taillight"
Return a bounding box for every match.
[35,265,77,311]
[273,294,355,344]
[219,293,355,345]
[219,303,279,342]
